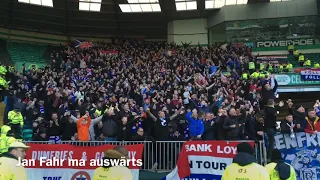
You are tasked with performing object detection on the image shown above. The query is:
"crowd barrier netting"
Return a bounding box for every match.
[23,140,267,171]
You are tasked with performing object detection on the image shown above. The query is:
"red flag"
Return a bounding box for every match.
[195,73,207,86]
[79,42,94,49]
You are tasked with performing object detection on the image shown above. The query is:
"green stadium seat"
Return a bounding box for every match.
[7,42,47,70]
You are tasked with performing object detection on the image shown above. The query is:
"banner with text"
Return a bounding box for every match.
[275,132,320,180]
[24,143,144,180]
[231,42,255,48]
[256,55,287,63]
[256,39,314,48]
[295,68,320,73]
[163,141,254,180]
[301,70,320,81]
[274,74,320,86]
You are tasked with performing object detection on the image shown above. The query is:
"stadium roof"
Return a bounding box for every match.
[0,0,290,38]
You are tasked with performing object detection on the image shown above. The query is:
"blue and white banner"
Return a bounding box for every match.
[301,70,320,81]
[275,132,320,180]
[162,141,254,180]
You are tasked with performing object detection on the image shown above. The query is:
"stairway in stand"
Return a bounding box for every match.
[0,102,5,127]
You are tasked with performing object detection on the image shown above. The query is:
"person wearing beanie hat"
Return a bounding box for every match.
[92,149,133,180]
[265,149,296,180]
[222,142,269,180]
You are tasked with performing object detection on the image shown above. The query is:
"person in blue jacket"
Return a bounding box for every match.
[186,109,204,140]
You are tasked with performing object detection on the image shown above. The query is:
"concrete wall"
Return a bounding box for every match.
[167,19,208,46]
[209,23,226,45]
[0,27,118,45]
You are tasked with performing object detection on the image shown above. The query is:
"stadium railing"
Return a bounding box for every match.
[24,140,267,171]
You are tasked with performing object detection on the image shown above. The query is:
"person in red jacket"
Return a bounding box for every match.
[304,109,320,134]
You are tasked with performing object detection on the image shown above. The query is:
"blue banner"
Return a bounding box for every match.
[275,132,320,180]
[301,75,320,81]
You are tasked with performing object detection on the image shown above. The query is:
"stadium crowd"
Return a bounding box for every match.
[0,39,319,150]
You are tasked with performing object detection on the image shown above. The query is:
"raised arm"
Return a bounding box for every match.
[91,115,103,125]
[146,109,157,122]
[169,107,184,121]
[70,115,79,123]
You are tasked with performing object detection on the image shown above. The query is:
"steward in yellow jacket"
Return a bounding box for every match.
[92,150,133,180]
[0,141,30,180]
[265,149,296,180]
[8,108,23,136]
[0,65,7,75]
[222,142,269,180]
[0,125,11,138]
[0,130,17,154]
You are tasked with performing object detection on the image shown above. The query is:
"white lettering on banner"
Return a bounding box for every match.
[275,132,320,150]
[303,75,320,80]
[189,160,227,170]
[32,151,73,160]
[185,144,212,152]
[187,155,233,175]
[217,145,237,155]
[257,39,314,48]
[94,151,137,160]
[128,151,137,159]
[301,71,320,75]
[275,74,317,85]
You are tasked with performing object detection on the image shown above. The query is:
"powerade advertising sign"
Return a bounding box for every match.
[256,39,314,48]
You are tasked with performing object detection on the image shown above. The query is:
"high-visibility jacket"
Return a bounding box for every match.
[0,125,11,138]
[8,111,24,126]
[95,109,102,116]
[288,45,294,51]
[298,55,305,62]
[93,166,133,180]
[0,65,7,75]
[0,136,16,154]
[293,50,299,56]
[279,65,283,71]
[286,63,293,70]
[0,152,27,180]
[315,63,320,68]
[8,66,15,72]
[250,72,260,79]
[265,162,296,180]
[0,77,8,88]
[268,65,273,72]
[258,71,268,78]
[28,64,38,70]
[222,162,269,180]
[260,63,265,70]
[303,59,311,66]
[242,73,248,80]
[249,62,255,70]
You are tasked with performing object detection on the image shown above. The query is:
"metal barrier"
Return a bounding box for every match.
[25,140,267,171]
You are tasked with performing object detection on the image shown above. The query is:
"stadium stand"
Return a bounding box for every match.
[0,0,320,179]
[287,53,320,67]
[7,42,47,70]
